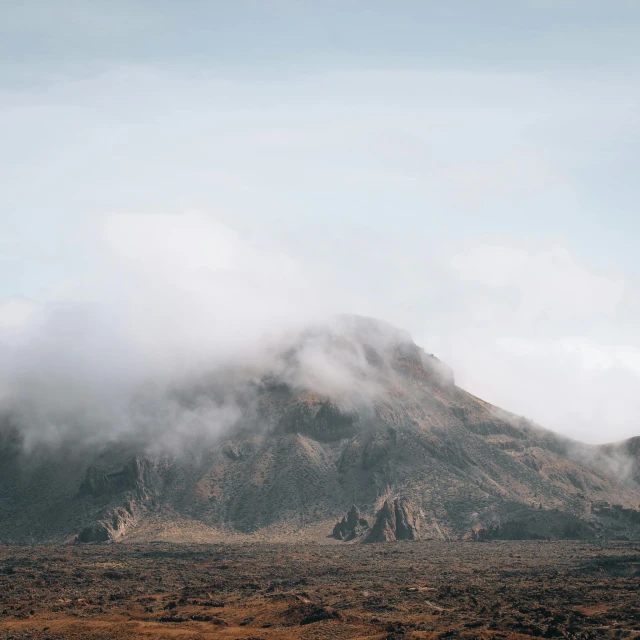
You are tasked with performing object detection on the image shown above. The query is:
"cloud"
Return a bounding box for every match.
[0,214,424,452]
[449,244,624,330]
[1,211,639,448]
[430,244,637,443]
[0,212,339,450]
[0,297,39,333]
[1,60,640,446]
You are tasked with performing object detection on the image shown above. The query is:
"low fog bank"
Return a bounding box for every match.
[0,212,326,452]
[0,302,427,454]
[0,213,457,456]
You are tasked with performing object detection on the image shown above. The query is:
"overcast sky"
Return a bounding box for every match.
[1,1,640,443]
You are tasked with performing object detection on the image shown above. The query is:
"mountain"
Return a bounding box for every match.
[1,315,639,543]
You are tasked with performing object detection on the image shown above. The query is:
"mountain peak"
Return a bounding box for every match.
[0,316,638,544]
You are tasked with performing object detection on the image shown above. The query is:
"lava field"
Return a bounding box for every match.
[1,541,639,639]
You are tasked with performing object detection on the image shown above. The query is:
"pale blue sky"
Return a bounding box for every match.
[1,2,640,442]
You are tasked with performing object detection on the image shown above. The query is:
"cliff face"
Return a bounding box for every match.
[1,316,639,543]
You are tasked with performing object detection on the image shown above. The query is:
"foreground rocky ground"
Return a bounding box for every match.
[1,542,639,639]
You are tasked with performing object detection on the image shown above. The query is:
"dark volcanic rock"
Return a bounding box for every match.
[332,505,369,540]
[364,498,420,543]
[365,500,397,542]
[76,506,135,543]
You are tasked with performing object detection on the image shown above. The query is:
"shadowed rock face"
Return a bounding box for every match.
[79,456,155,498]
[0,315,639,544]
[394,497,420,540]
[364,498,421,543]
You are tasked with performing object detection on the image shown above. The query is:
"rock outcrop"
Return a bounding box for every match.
[75,456,155,543]
[76,505,135,543]
[364,498,421,543]
[470,508,597,541]
[331,506,369,540]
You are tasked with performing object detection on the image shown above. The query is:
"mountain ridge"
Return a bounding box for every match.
[1,316,639,544]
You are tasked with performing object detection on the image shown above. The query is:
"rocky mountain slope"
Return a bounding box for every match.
[1,316,639,543]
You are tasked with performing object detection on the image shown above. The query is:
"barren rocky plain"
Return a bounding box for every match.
[1,540,640,640]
